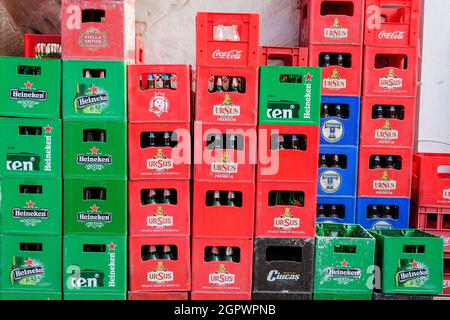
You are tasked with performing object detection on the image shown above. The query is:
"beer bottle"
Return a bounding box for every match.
[230,77,239,92]
[395,157,402,170]
[237,77,245,93]
[317,204,326,218]
[139,74,144,90]
[335,104,342,118]
[213,191,221,206]
[321,104,329,118]
[274,191,283,206]
[148,74,155,89]
[162,189,171,204]
[208,76,216,93]
[147,189,157,205]
[160,245,174,260]
[228,134,238,150]
[164,132,171,147]
[85,70,92,78]
[170,74,178,89]
[278,135,285,150]
[222,76,230,91]
[214,76,224,92]
[163,74,171,89]
[148,132,156,147]
[99,130,106,143]
[155,74,164,89]
[386,156,394,169]
[214,134,223,150]
[389,106,397,119]
[337,54,344,67]
[382,205,393,219]
[372,155,382,169]
[369,205,381,219]
[291,134,299,150]
[227,191,235,207]
[299,136,307,151]
[331,155,340,168]
[329,205,339,218]
[223,247,234,262]
[375,105,384,119]
[319,154,328,168]
[146,245,158,260]
[99,188,106,201]
[99,70,105,78]
[323,54,331,67]
[209,247,221,262]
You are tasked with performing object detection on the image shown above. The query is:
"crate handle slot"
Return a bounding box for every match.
[266,246,302,262]
[20,243,43,251]
[403,245,425,254]
[17,65,41,75]
[83,244,106,252]
[19,126,42,136]
[19,185,43,194]
[334,245,356,253]
[321,1,354,16]
[437,165,450,179]
[82,9,105,23]
[83,69,106,78]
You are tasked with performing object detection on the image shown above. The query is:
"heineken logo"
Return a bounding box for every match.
[70,270,104,288]
[77,204,112,229]
[375,121,399,141]
[11,257,44,285]
[211,153,238,174]
[373,171,397,192]
[397,268,428,284]
[209,265,235,286]
[10,81,48,109]
[147,207,174,228]
[326,266,362,278]
[76,93,108,109]
[77,146,112,171]
[12,200,49,220]
[80,27,107,49]
[320,170,341,193]
[324,19,348,39]
[12,266,44,281]
[108,243,116,288]
[274,208,300,230]
[443,189,450,201]
[6,153,40,171]
[379,69,403,89]
[147,149,174,171]
[147,262,174,284]
[304,83,312,119]
[322,119,344,143]
[213,95,240,119]
[267,102,300,119]
[267,270,300,282]
[323,69,347,90]
[149,92,169,117]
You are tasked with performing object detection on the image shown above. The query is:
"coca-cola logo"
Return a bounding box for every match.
[212,49,243,60]
[378,30,405,40]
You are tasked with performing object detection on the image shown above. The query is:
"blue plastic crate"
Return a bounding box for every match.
[356,197,410,230]
[318,145,358,197]
[316,196,357,224]
[320,96,360,147]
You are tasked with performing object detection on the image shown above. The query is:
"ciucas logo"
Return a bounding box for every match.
[213,94,240,120]
[373,171,397,193]
[379,69,403,89]
[77,204,112,229]
[375,120,399,142]
[77,146,112,171]
[147,206,174,229]
[274,208,300,230]
[212,49,242,60]
[147,262,174,284]
[378,30,405,40]
[147,149,174,171]
[323,69,347,90]
[10,80,48,108]
[149,92,169,117]
[267,270,300,282]
[322,118,344,143]
[12,200,49,227]
[211,152,238,175]
[320,170,341,193]
[209,264,235,286]
[324,18,348,40]
[79,27,107,49]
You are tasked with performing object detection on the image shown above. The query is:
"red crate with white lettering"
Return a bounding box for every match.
[192,181,255,238]
[412,153,450,207]
[364,0,421,47]
[190,292,251,300]
[196,12,260,67]
[357,146,412,197]
[255,181,317,238]
[362,46,418,97]
[410,205,450,253]
[24,34,61,58]
[195,66,258,125]
[308,44,362,96]
[193,123,256,182]
[444,255,450,296]
[128,180,190,237]
[135,36,144,64]
[257,125,319,182]
[360,96,416,148]
[128,236,191,292]
[61,0,135,62]
[192,237,253,293]
[127,65,191,123]
[128,122,191,180]
[299,0,364,46]
[259,46,308,67]
[127,291,188,300]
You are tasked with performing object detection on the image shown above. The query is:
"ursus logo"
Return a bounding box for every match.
[379,69,403,89]
[147,149,174,171]
[373,171,397,193]
[375,120,399,142]
[147,206,174,228]
[147,262,174,284]
[274,208,300,230]
[209,264,235,286]
[211,152,238,174]
[324,18,348,40]
[323,69,347,90]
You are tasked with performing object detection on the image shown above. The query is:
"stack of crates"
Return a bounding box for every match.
[299,0,363,224]
[357,0,421,229]
[411,153,450,297]
[126,62,192,301]
[190,12,259,300]
[60,0,136,300]
[253,61,321,299]
[0,55,62,300]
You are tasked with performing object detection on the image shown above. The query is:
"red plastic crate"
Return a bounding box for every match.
[127,64,192,123]
[362,46,418,97]
[259,46,308,67]
[23,34,61,58]
[192,237,253,293]
[412,153,450,207]
[127,291,188,300]
[360,96,416,148]
[444,255,450,296]
[255,181,317,238]
[299,0,364,45]
[196,12,260,67]
[364,0,421,47]
[410,205,450,253]
[309,44,362,96]
[128,180,190,237]
[135,36,144,64]
[192,181,255,238]
[257,125,319,182]
[128,122,191,180]
[193,123,256,182]
[357,146,413,197]
[195,66,258,125]
[190,292,251,300]
[61,0,135,62]
[128,236,191,292]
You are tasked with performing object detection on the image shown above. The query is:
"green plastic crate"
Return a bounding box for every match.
[63,178,127,235]
[0,57,61,119]
[63,293,126,300]
[314,223,375,295]
[369,229,444,295]
[0,118,61,178]
[313,292,372,300]
[258,66,322,126]
[0,291,62,300]
[63,120,127,179]
[0,235,62,293]
[62,60,126,121]
[0,177,62,235]
[63,235,126,295]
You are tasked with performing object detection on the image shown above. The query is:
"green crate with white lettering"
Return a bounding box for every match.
[259,66,322,126]
[63,235,126,295]
[0,118,61,178]
[0,235,62,293]
[0,57,61,119]
[0,177,62,235]
[62,60,126,121]
[0,291,62,300]
[63,293,126,300]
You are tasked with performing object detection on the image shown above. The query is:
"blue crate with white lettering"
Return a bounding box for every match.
[320,96,360,147]
[318,145,358,197]
[356,197,410,230]
[316,196,356,224]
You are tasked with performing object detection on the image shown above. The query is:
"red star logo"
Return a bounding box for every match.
[44,125,52,133]
[25,258,33,266]
[108,243,116,250]
[341,260,348,267]
[89,85,98,94]
[304,73,313,81]
[90,146,99,154]
[411,261,418,268]
[26,200,35,208]
[90,204,99,213]
[24,81,33,89]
